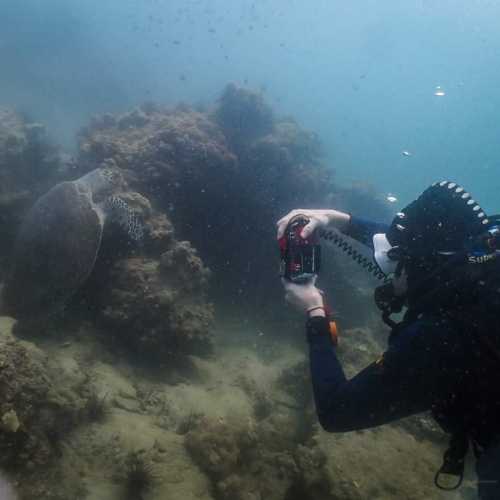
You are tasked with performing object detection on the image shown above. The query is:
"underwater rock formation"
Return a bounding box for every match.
[185,414,332,500]
[0,109,69,273]
[0,338,78,470]
[0,318,91,499]
[96,241,213,359]
[214,83,274,149]
[180,350,335,500]
[1,85,390,330]
[78,104,238,207]
[0,108,215,360]
[76,85,347,324]
[77,190,215,360]
[238,118,331,211]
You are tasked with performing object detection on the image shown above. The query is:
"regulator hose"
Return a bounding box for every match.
[319,229,389,282]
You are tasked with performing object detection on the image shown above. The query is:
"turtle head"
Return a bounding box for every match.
[78,167,125,200]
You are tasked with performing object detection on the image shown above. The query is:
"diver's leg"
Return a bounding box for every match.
[476,440,500,499]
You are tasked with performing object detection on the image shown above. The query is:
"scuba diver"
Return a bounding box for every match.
[277,181,500,498]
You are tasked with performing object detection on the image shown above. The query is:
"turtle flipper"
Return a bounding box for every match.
[105,196,144,242]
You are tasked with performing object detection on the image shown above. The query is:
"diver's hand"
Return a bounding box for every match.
[276,209,350,240]
[282,277,326,317]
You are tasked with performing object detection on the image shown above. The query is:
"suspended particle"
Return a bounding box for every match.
[434,86,446,97]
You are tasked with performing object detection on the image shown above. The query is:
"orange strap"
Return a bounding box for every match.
[329,321,339,346]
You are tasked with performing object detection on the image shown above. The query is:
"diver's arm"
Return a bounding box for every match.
[277,209,350,239]
[343,216,390,250]
[307,315,464,432]
[276,210,388,251]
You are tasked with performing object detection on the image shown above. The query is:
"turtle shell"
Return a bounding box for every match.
[2,180,103,320]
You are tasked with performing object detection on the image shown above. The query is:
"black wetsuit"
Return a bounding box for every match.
[307,216,500,499]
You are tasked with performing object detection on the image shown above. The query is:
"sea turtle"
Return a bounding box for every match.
[1,167,143,320]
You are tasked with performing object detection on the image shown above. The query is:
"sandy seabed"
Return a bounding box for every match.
[0,315,476,500]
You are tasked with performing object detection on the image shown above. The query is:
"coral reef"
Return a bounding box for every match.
[0,142,214,360]
[76,85,347,325]
[178,345,332,500]
[95,242,213,359]
[0,318,91,499]
[83,190,214,362]
[0,109,69,273]
[0,338,80,470]
[78,104,238,208]
[1,85,390,330]
[0,109,61,203]
[214,82,274,149]
[185,414,332,500]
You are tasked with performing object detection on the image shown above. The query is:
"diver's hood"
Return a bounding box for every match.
[387,181,489,255]
[373,181,492,278]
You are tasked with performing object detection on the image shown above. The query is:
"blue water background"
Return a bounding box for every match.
[2,0,500,212]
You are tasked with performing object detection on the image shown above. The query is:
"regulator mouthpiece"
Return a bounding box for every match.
[373,233,399,277]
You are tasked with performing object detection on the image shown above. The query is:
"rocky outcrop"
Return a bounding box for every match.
[76,85,346,322]
[96,241,213,360]
[185,414,333,500]
[0,109,70,273]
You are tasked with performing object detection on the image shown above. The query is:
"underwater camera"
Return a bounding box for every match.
[279,215,321,282]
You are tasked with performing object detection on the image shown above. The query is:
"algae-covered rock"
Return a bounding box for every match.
[1,410,20,433]
[75,87,341,323]
[159,240,212,293]
[185,414,332,500]
[214,83,274,148]
[98,244,214,359]
[0,332,84,470]
[277,360,313,410]
[0,318,94,499]
[78,104,238,203]
[0,109,69,273]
